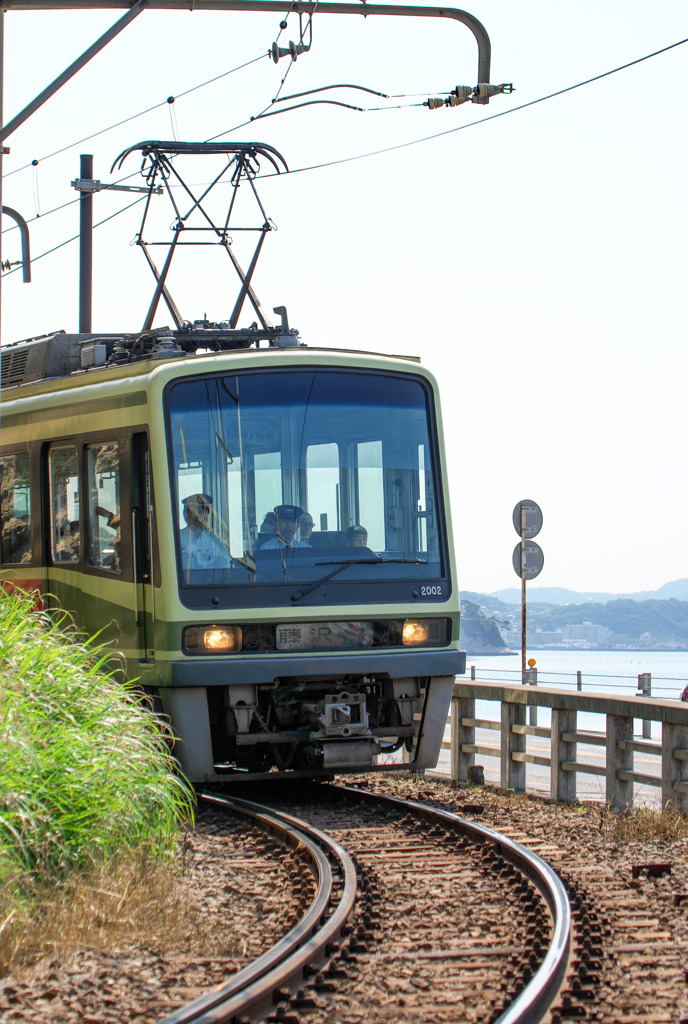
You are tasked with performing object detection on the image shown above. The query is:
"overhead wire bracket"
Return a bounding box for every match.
[71,177,163,195]
[1,206,30,283]
[271,10,314,62]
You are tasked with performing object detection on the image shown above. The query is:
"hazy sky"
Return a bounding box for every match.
[1,1,686,595]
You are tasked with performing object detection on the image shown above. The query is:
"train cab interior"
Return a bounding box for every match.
[166,366,449,601]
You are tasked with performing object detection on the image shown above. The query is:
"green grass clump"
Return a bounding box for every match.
[0,587,194,898]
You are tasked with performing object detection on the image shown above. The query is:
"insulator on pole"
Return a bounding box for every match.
[451,85,473,103]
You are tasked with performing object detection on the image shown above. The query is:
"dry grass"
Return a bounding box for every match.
[365,770,688,845]
[597,803,688,842]
[0,843,222,976]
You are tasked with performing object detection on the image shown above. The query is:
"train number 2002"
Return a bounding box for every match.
[420,585,444,597]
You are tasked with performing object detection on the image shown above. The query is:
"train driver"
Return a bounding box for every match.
[260,504,311,550]
[180,493,233,573]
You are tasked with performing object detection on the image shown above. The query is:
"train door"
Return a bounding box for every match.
[132,431,155,663]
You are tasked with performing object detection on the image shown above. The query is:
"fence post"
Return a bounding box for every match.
[577,670,582,691]
[638,673,652,739]
[551,708,577,803]
[471,664,476,681]
[661,722,688,814]
[606,715,634,811]
[525,666,537,726]
[501,700,526,792]
[451,694,475,783]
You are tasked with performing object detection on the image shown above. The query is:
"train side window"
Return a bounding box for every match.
[87,443,121,573]
[49,447,80,563]
[0,452,32,565]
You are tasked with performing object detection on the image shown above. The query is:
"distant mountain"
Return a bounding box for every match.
[481,579,688,606]
[459,589,688,648]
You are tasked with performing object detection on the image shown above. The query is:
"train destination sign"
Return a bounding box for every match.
[512,499,543,538]
[512,540,544,580]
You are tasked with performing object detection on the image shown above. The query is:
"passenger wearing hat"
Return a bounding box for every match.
[260,504,311,550]
[180,493,232,572]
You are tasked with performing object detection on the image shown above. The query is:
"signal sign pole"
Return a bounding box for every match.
[520,505,527,681]
[512,500,544,683]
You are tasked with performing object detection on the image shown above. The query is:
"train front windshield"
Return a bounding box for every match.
[167,368,450,606]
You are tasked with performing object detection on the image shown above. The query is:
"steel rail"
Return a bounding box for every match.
[156,790,357,1024]
[335,784,571,1024]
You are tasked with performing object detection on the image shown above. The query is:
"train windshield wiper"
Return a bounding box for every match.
[291,557,426,602]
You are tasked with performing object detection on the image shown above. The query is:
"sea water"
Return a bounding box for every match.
[432,650,688,799]
[463,649,688,737]
[466,649,688,699]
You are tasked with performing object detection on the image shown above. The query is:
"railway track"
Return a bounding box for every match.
[154,792,357,1024]
[167,783,572,1024]
[449,785,688,1024]
[7,777,686,1022]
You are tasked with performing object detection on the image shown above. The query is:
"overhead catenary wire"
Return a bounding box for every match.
[207,84,453,139]
[218,35,688,166]
[2,52,269,181]
[275,84,444,101]
[2,166,151,235]
[31,161,40,218]
[249,98,422,120]
[1,50,271,235]
[168,96,180,142]
[271,6,317,105]
[242,2,320,129]
[2,195,146,276]
[0,15,316,234]
[3,36,685,274]
[248,81,430,120]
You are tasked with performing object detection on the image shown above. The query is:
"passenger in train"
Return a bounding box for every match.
[95,504,121,572]
[260,504,311,550]
[260,511,277,535]
[179,493,232,571]
[298,511,314,544]
[347,524,368,547]
[255,511,277,549]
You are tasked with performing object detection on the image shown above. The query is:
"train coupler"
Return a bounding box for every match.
[319,738,379,768]
[303,691,370,739]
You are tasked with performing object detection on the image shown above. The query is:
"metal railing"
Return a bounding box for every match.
[441,679,688,812]
[464,663,688,697]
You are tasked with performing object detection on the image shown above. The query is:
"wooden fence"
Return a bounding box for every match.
[445,680,688,812]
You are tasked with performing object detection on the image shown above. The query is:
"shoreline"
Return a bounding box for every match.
[470,647,688,657]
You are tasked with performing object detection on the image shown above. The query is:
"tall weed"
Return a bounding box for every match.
[0,588,194,902]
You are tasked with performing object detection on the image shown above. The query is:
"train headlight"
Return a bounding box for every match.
[402,618,449,646]
[183,625,243,654]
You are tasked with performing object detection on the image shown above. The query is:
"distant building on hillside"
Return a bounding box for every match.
[499,621,611,649]
[501,627,564,647]
[560,622,611,645]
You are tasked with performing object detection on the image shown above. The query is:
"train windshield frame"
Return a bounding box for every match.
[166,367,451,608]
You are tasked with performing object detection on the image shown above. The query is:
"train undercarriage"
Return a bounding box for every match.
[160,673,454,780]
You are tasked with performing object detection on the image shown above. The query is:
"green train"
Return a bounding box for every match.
[0,324,465,781]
